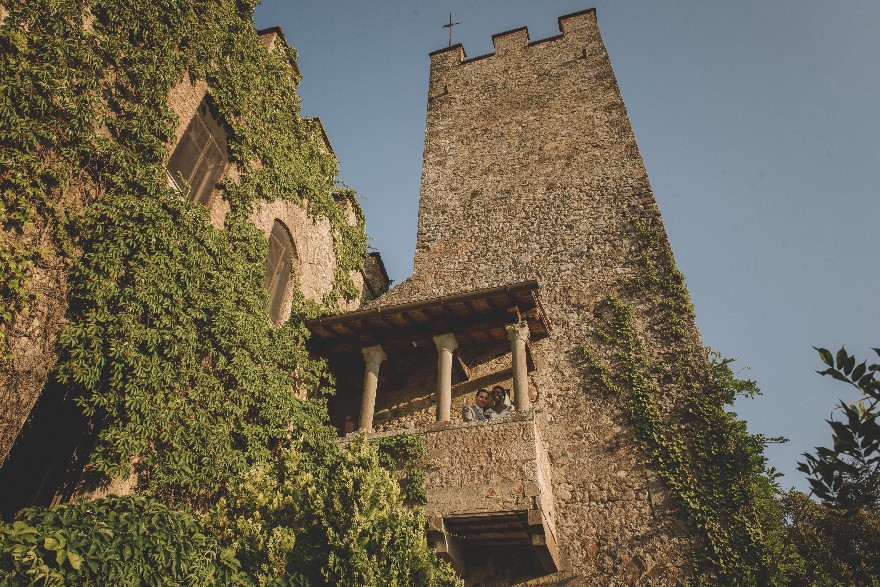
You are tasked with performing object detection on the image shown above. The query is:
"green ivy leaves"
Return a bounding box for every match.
[0,0,367,501]
[0,0,460,584]
[0,0,103,356]
[583,221,795,585]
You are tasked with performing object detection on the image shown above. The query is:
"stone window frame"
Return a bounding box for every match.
[166,98,229,207]
[265,219,297,325]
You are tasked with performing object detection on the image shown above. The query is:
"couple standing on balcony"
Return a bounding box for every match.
[462,385,514,421]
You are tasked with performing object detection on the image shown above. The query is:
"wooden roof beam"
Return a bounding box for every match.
[453,348,471,381]
[306,280,540,330]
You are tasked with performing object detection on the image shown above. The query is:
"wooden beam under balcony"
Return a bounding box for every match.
[305,280,552,356]
[441,507,561,574]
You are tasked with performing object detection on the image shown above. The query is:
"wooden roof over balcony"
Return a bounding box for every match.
[305,280,551,355]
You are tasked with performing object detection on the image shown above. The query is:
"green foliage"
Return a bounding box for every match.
[205,437,461,587]
[325,188,369,307]
[374,433,429,506]
[583,220,795,585]
[780,347,880,586]
[0,0,103,357]
[56,186,336,504]
[0,496,249,586]
[800,347,880,510]
[780,489,880,587]
[0,1,455,585]
[1,0,366,503]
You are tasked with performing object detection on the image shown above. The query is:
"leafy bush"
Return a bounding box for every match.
[781,490,880,587]
[800,347,880,509]
[374,434,429,506]
[779,346,880,586]
[0,496,249,586]
[204,437,461,587]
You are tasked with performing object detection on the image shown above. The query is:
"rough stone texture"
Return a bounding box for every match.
[250,198,366,315]
[358,9,703,585]
[364,413,559,576]
[416,414,555,529]
[68,469,138,504]
[360,252,389,302]
[168,75,210,148]
[0,224,71,467]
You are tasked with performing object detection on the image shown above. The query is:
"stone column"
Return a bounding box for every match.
[432,333,458,422]
[506,322,531,412]
[359,345,387,432]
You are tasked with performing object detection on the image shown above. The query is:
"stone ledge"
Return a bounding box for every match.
[342,409,535,443]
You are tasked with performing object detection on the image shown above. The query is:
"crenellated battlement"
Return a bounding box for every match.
[428,8,595,69]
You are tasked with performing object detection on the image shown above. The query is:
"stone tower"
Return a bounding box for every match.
[307,8,705,585]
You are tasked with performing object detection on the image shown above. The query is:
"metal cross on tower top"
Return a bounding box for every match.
[442,13,460,47]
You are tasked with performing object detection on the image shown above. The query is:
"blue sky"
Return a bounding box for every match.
[253,1,880,492]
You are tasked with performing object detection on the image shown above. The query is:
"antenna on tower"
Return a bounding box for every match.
[442,13,461,47]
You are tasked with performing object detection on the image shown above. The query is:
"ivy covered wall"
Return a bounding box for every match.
[0,0,362,480]
[0,0,458,583]
[582,220,797,584]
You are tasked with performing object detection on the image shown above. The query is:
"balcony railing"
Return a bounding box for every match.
[364,412,560,576]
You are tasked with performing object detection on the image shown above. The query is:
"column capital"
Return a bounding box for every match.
[432,332,458,353]
[361,344,387,366]
[505,321,530,343]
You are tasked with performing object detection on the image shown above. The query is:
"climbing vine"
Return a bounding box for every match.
[374,433,430,506]
[0,0,102,358]
[582,219,795,585]
[1,0,458,583]
[1,0,367,502]
[326,187,369,307]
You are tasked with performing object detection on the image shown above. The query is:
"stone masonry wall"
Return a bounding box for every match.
[368,413,556,531]
[251,198,367,317]
[65,84,369,501]
[365,9,706,585]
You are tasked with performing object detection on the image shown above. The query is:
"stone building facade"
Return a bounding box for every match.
[0,27,388,515]
[308,9,706,585]
[3,7,711,584]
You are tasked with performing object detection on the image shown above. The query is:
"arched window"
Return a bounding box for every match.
[167,100,228,206]
[265,220,296,325]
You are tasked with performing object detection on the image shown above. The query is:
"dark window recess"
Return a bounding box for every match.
[167,101,228,206]
[264,220,296,325]
[0,378,90,521]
